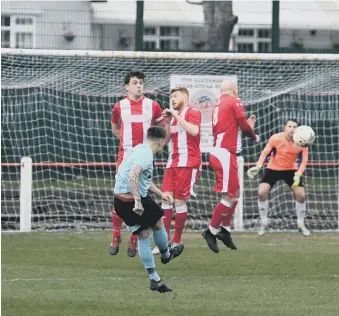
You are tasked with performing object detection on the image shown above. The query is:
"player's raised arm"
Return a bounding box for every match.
[257,138,275,167]
[153,101,165,126]
[247,137,275,179]
[247,115,256,129]
[232,99,258,142]
[166,108,200,136]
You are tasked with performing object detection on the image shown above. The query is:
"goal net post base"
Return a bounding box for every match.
[20,157,32,232]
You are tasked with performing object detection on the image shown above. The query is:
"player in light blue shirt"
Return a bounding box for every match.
[114,143,154,198]
[113,126,184,293]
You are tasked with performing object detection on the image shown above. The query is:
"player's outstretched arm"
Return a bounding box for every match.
[149,182,174,205]
[247,140,274,179]
[233,101,257,141]
[149,182,163,199]
[154,102,165,126]
[291,147,309,189]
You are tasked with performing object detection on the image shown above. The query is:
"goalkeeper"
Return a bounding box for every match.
[247,119,310,236]
[114,126,184,293]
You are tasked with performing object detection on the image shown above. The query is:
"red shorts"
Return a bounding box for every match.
[209,148,239,197]
[162,167,200,200]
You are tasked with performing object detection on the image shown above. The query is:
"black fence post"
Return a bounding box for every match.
[271,0,280,53]
[135,0,144,51]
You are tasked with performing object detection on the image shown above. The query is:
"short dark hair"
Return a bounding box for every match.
[285,118,299,125]
[124,71,145,85]
[170,87,189,97]
[147,126,167,140]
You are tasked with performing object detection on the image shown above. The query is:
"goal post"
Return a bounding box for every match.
[19,157,32,232]
[234,156,245,231]
[1,48,339,232]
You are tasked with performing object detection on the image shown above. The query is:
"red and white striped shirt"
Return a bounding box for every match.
[212,95,256,154]
[167,106,202,168]
[111,96,163,164]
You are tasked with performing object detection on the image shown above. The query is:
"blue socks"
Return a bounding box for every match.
[138,228,171,281]
[146,268,160,281]
[138,237,160,281]
[138,237,155,269]
[153,227,170,259]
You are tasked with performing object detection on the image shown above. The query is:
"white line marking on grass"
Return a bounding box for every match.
[3,277,125,282]
[3,275,339,282]
[253,243,293,246]
[2,247,86,251]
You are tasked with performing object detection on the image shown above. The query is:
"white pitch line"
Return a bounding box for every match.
[2,277,125,282]
[3,275,339,283]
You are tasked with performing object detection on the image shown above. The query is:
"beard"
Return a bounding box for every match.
[172,100,185,110]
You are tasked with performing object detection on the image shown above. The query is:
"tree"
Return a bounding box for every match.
[186,0,238,51]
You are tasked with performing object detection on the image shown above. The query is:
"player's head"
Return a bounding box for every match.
[146,126,167,154]
[284,118,299,138]
[124,70,145,100]
[170,87,189,110]
[220,80,238,97]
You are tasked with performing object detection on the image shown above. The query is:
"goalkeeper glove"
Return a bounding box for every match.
[291,172,302,190]
[247,165,262,180]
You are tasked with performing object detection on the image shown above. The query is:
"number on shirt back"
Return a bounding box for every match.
[212,106,219,126]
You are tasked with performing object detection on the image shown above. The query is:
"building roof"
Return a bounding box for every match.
[92,0,339,30]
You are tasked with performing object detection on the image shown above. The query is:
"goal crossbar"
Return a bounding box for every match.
[2,48,339,61]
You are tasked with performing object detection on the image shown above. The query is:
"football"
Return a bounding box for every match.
[293,125,315,147]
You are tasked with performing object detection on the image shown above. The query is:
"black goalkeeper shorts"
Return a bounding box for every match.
[114,195,164,235]
[260,169,304,190]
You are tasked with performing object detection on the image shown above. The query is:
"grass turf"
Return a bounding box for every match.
[2,231,339,316]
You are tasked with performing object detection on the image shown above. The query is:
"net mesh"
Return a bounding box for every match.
[1,50,339,231]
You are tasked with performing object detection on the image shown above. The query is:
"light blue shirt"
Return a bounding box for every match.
[114,143,153,197]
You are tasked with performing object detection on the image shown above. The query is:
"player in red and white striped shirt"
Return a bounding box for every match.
[202,80,260,253]
[110,71,164,257]
[153,87,202,254]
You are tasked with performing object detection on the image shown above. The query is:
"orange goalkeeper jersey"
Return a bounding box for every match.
[257,132,309,174]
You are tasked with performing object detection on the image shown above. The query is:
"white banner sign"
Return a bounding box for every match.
[170,75,237,152]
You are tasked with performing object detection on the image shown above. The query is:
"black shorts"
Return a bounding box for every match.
[114,195,164,235]
[260,169,304,190]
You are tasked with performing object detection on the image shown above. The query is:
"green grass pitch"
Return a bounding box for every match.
[2,231,339,316]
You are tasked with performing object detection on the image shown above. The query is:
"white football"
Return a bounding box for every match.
[293,125,315,147]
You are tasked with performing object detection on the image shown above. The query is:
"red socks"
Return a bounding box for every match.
[172,212,187,244]
[112,209,123,238]
[163,209,173,240]
[210,201,233,229]
[221,201,238,228]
